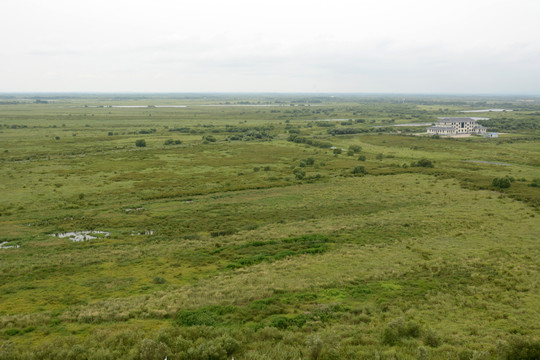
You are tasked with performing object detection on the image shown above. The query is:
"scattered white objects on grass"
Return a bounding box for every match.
[49,231,110,242]
[131,230,154,236]
[125,207,145,212]
[0,242,20,249]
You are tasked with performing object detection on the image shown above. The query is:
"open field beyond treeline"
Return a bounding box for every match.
[0,94,539,359]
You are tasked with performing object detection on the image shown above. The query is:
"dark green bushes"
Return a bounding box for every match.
[492,176,513,188]
[287,134,332,149]
[352,166,367,175]
[411,158,434,168]
[293,168,306,180]
[381,318,421,345]
[202,135,217,143]
[176,309,217,327]
[268,315,308,329]
[501,336,540,360]
[135,139,146,147]
[528,178,540,188]
[164,139,182,145]
[138,128,156,134]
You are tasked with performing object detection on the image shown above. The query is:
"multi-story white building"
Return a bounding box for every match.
[427,117,486,136]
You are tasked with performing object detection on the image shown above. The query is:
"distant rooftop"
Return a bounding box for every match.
[438,117,477,122]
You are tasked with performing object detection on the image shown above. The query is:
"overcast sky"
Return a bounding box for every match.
[2,0,540,94]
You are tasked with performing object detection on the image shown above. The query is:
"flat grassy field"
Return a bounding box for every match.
[0,95,539,359]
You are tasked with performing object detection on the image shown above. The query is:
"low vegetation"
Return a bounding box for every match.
[0,94,539,359]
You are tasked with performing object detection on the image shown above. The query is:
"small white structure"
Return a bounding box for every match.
[427,117,486,136]
[484,132,499,138]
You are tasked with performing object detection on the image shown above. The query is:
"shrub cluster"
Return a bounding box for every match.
[381,318,420,345]
[492,176,514,189]
[164,139,182,145]
[135,139,146,147]
[287,134,332,149]
[410,158,434,168]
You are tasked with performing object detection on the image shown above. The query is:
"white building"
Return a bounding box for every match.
[427,117,486,136]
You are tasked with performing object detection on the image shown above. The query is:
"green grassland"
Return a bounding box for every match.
[0,95,539,359]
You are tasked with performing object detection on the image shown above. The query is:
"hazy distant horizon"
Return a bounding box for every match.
[1,92,539,97]
[2,0,540,94]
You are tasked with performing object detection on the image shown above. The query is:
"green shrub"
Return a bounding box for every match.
[185,340,227,360]
[492,177,511,189]
[357,155,366,161]
[4,328,20,336]
[502,337,540,360]
[135,139,146,147]
[417,346,429,360]
[411,158,434,168]
[293,168,306,180]
[176,309,217,327]
[152,276,166,284]
[88,347,114,360]
[164,139,182,145]
[381,318,421,345]
[423,328,441,347]
[528,178,540,188]
[219,335,240,357]
[139,338,169,360]
[352,166,367,175]
[269,315,308,329]
[307,335,323,360]
[349,145,362,153]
